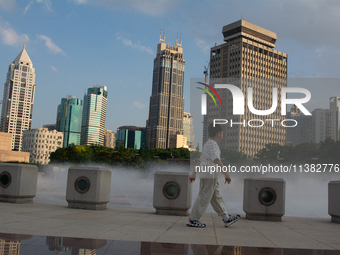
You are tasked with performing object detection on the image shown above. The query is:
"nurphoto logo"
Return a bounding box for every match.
[198,82,312,128]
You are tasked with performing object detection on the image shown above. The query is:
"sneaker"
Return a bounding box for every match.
[186,219,206,228]
[223,214,240,227]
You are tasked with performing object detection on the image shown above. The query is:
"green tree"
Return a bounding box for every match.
[221,149,248,164]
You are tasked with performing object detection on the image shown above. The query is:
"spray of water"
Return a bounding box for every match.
[35,162,338,218]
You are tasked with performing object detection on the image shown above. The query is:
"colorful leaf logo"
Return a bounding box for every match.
[196,82,223,106]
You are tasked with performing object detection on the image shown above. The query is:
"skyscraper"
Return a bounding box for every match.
[207,20,288,157]
[183,112,194,149]
[326,96,340,141]
[0,45,36,151]
[81,86,107,146]
[56,95,83,147]
[104,130,116,148]
[146,34,185,149]
[116,126,146,150]
[286,105,313,145]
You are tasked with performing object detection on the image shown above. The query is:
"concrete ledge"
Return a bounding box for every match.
[153,171,192,216]
[244,214,282,222]
[331,216,340,224]
[68,202,108,210]
[0,196,34,203]
[0,163,38,203]
[329,181,340,224]
[155,209,188,216]
[243,178,285,222]
[66,166,111,210]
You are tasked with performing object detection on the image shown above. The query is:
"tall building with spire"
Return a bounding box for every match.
[146,33,185,149]
[81,85,107,146]
[0,45,36,151]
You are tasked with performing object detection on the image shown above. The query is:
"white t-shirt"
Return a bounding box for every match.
[198,139,221,179]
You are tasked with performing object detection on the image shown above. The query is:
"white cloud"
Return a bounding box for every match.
[0,23,26,46]
[51,66,58,72]
[36,0,52,12]
[117,36,154,55]
[74,0,87,4]
[23,0,52,14]
[38,35,66,56]
[196,39,210,54]
[133,101,145,109]
[23,1,33,14]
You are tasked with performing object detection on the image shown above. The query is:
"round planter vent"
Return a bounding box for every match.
[75,176,90,194]
[259,187,277,206]
[0,171,11,188]
[163,182,180,200]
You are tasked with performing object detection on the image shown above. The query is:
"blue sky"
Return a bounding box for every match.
[0,0,340,133]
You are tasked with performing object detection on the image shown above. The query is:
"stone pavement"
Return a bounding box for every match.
[0,200,339,251]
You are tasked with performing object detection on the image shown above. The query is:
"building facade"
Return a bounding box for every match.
[22,127,63,165]
[183,112,194,149]
[116,126,146,150]
[326,96,340,141]
[0,239,21,255]
[146,34,185,149]
[207,20,288,157]
[104,130,116,148]
[174,134,188,148]
[43,124,57,131]
[0,132,29,162]
[0,45,36,151]
[56,95,83,147]
[287,97,340,145]
[81,86,107,146]
[286,105,313,145]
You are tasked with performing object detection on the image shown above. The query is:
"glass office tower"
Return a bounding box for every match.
[81,86,108,146]
[56,95,83,147]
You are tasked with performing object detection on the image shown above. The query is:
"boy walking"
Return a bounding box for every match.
[187,123,240,228]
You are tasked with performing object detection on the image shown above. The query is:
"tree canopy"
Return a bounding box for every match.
[49,145,191,166]
[254,138,340,164]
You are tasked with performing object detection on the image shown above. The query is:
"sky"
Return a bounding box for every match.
[0,0,340,134]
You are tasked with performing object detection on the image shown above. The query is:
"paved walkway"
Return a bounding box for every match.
[0,200,339,250]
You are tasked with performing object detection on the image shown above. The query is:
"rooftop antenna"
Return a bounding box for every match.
[176,32,182,47]
[204,61,210,84]
[84,87,86,95]
[24,34,27,49]
[159,27,165,43]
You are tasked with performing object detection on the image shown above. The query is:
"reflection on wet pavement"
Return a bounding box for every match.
[0,232,339,255]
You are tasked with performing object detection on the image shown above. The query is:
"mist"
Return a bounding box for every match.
[35,163,338,218]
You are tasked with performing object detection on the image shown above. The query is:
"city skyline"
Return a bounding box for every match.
[0,1,340,135]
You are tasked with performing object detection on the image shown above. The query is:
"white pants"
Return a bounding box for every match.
[190,177,227,220]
